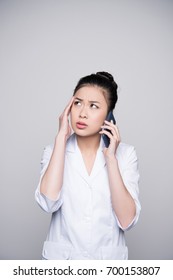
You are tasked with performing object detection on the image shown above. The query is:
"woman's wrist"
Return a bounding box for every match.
[105,154,118,166]
[55,131,68,144]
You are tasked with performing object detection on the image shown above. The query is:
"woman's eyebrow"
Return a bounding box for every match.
[74,97,83,101]
[89,100,100,104]
[74,97,100,104]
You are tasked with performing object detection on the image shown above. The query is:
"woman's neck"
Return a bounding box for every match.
[76,134,101,154]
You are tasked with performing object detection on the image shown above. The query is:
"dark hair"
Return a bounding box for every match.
[73,71,118,112]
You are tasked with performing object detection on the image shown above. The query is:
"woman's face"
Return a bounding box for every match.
[70,86,108,137]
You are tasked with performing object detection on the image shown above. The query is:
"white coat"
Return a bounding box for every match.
[35,133,141,260]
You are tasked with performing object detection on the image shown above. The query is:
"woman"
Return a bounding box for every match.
[35,71,141,260]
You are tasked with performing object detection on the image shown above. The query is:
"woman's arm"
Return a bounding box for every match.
[40,97,74,201]
[99,120,136,229]
[105,154,136,229]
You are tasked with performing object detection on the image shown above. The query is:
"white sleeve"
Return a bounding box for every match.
[115,145,141,231]
[35,145,63,213]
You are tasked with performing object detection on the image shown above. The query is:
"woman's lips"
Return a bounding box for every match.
[76,122,88,129]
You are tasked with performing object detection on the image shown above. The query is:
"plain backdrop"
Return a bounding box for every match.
[0,0,173,259]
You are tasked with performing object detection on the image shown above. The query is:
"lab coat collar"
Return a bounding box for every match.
[66,133,106,184]
[66,133,105,153]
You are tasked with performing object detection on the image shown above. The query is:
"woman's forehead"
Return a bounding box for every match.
[74,86,107,102]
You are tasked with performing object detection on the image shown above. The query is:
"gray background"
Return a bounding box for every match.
[0,0,173,259]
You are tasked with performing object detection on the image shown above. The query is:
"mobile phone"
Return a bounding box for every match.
[102,111,116,148]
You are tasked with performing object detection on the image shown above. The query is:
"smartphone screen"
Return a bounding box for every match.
[102,111,116,148]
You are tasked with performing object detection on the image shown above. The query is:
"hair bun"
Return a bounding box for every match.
[96,71,117,90]
[96,71,113,82]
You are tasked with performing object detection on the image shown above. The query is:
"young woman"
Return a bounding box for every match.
[35,72,141,260]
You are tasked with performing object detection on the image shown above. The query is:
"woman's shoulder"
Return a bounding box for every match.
[117,142,134,152]
[116,142,137,161]
[40,144,54,164]
[43,134,75,154]
[43,143,54,153]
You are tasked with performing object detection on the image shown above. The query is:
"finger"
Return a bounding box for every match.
[101,124,117,135]
[103,121,121,140]
[99,129,114,139]
[103,120,117,132]
[114,125,121,140]
[64,96,75,116]
[59,97,75,120]
[104,119,115,125]
[100,125,120,142]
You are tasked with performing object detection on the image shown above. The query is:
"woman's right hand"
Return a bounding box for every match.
[57,97,75,141]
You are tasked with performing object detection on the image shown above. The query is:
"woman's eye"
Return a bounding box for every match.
[74,101,81,106]
[91,104,99,109]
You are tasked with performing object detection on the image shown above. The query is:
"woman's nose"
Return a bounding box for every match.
[79,106,88,119]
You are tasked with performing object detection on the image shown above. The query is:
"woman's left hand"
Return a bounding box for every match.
[99,120,121,158]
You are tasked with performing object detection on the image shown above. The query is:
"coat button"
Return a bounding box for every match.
[83,251,89,257]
